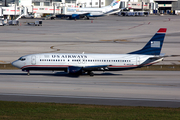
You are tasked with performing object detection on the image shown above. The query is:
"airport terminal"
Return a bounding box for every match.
[1,0,180,19]
[0,0,180,118]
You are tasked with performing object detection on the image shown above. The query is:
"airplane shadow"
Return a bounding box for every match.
[51,72,122,77]
[0,72,122,78]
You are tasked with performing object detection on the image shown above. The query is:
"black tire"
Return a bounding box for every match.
[89,71,94,76]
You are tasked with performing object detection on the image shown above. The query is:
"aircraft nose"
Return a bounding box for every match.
[12,60,21,69]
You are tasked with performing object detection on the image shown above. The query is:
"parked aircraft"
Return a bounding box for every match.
[12,28,167,76]
[62,0,122,19]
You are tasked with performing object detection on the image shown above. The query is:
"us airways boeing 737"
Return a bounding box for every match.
[63,0,122,19]
[12,28,167,76]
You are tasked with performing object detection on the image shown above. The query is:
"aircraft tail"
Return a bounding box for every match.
[128,28,167,55]
[104,0,121,9]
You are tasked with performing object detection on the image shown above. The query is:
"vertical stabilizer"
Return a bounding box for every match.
[103,0,121,9]
[128,28,167,55]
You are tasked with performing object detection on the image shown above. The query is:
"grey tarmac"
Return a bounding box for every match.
[0,70,180,108]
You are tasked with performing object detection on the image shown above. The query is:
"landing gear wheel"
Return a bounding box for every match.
[89,71,94,77]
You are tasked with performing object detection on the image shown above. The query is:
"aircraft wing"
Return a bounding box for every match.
[83,65,110,71]
[67,65,109,74]
[57,13,91,19]
[71,13,91,19]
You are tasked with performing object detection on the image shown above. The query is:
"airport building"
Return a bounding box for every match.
[0,0,180,16]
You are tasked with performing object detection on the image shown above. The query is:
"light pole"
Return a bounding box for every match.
[5,0,7,6]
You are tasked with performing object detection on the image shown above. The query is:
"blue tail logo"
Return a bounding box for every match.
[128,28,167,55]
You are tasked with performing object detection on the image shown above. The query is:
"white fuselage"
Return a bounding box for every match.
[12,53,163,71]
[64,0,122,17]
[65,6,119,17]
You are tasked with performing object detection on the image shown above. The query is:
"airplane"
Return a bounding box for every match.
[12,28,167,76]
[61,0,122,19]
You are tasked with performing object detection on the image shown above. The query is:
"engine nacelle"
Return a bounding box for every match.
[71,14,80,19]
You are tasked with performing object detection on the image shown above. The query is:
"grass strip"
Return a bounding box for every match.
[0,101,180,120]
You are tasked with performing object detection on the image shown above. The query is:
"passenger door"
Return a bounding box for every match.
[31,56,36,65]
[136,56,140,65]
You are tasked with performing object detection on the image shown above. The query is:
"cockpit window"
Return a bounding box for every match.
[18,57,26,61]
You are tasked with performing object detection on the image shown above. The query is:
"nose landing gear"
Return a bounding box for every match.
[22,70,30,76]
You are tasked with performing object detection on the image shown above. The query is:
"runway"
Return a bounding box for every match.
[0,70,180,108]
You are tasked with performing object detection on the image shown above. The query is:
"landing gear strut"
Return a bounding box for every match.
[27,70,30,76]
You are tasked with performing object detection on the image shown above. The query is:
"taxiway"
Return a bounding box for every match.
[0,70,180,108]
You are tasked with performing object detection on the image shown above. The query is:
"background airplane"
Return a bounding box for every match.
[61,0,122,19]
[12,28,167,76]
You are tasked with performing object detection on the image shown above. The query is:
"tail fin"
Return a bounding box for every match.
[128,28,167,55]
[104,0,121,9]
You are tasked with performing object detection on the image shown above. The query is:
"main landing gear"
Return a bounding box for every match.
[88,71,94,77]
